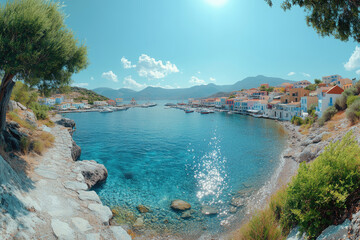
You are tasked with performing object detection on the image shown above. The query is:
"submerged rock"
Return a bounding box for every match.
[170,200,191,211]
[181,210,192,219]
[231,197,245,207]
[133,217,144,228]
[75,160,108,189]
[201,206,218,215]
[137,205,150,213]
[229,206,237,214]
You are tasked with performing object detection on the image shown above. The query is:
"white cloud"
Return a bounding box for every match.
[102,71,118,82]
[189,76,206,85]
[209,77,216,82]
[137,54,179,79]
[302,72,311,78]
[356,69,360,75]
[345,46,360,71]
[287,72,296,76]
[123,76,147,90]
[72,83,89,88]
[198,71,201,74]
[90,77,94,81]
[121,57,136,69]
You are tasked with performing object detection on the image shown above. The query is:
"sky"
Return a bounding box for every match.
[28,0,360,90]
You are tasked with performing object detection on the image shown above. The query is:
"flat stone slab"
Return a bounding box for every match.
[71,217,92,232]
[88,203,112,224]
[64,181,88,191]
[86,233,101,240]
[111,226,132,240]
[34,167,58,180]
[51,219,74,240]
[77,190,101,203]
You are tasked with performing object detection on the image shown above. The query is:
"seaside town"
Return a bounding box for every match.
[39,74,352,122]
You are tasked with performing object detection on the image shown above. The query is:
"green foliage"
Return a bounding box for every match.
[314,79,321,85]
[29,102,49,120]
[318,106,337,126]
[280,132,360,238]
[10,81,38,107]
[266,87,274,92]
[347,95,360,108]
[335,87,359,111]
[305,84,317,91]
[229,95,235,99]
[265,0,360,43]
[346,99,360,124]
[70,87,108,105]
[291,116,303,126]
[259,85,266,91]
[307,104,317,116]
[0,0,88,94]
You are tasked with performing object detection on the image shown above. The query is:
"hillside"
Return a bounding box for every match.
[67,87,109,104]
[93,75,295,100]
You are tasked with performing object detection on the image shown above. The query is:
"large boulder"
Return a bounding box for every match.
[74,160,108,189]
[2,130,20,152]
[57,118,76,129]
[71,139,81,161]
[7,100,18,112]
[23,110,37,127]
[170,200,191,211]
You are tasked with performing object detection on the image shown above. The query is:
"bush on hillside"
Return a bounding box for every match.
[347,95,360,107]
[29,102,49,120]
[11,82,38,107]
[335,95,347,111]
[280,132,360,238]
[318,106,337,126]
[346,99,360,124]
[291,116,303,126]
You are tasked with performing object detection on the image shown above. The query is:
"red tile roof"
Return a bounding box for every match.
[326,85,344,95]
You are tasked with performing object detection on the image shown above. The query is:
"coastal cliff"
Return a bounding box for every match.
[0,113,131,239]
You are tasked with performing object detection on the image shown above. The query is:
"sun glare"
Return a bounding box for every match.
[205,0,228,7]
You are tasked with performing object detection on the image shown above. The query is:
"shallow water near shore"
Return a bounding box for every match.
[65,101,287,239]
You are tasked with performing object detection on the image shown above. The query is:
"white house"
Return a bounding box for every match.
[316,85,344,117]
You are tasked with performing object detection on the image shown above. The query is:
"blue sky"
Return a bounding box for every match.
[33,1,360,89]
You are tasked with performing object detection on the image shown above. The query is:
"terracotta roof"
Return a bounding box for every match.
[287,102,301,106]
[326,85,344,94]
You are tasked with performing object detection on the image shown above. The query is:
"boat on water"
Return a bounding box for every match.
[200,109,212,114]
[185,109,194,113]
[141,103,157,108]
[228,111,234,115]
[100,108,113,113]
[164,103,176,107]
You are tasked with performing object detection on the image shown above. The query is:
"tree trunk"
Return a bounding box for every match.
[0,73,15,133]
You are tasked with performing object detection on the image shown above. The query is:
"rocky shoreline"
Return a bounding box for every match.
[0,114,131,239]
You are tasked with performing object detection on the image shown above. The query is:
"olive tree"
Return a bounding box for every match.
[0,0,88,135]
[265,0,360,42]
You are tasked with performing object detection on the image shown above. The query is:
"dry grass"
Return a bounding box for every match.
[7,111,36,131]
[322,133,333,141]
[299,124,311,135]
[38,119,55,127]
[233,207,285,240]
[331,111,346,121]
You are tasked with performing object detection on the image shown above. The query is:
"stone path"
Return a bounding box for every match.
[0,125,131,240]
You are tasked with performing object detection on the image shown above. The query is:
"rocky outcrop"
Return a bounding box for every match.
[57,118,76,129]
[137,204,150,213]
[71,139,81,161]
[201,205,218,215]
[170,199,191,211]
[74,160,108,189]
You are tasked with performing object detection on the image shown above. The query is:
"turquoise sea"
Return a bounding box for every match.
[65,102,287,239]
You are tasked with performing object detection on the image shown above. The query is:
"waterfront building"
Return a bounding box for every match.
[58,102,71,110]
[300,95,318,116]
[281,88,310,104]
[71,102,85,109]
[322,74,342,84]
[131,98,137,105]
[107,100,116,106]
[343,83,353,90]
[293,80,311,88]
[316,85,344,117]
[93,101,107,106]
[225,98,234,110]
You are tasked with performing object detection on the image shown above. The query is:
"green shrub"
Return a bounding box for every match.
[291,116,303,126]
[346,99,360,124]
[335,94,347,111]
[20,136,31,154]
[33,140,44,155]
[318,106,337,126]
[281,132,360,238]
[347,95,360,107]
[29,102,49,120]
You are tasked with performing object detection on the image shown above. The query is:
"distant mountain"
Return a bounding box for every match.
[93,75,294,100]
